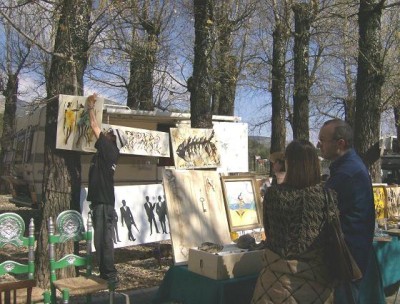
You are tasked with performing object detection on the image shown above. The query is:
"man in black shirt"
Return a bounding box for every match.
[86,94,127,287]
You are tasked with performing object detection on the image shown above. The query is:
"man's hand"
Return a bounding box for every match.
[87,93,97,109]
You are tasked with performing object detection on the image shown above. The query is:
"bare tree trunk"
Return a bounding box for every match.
[126,0,161,111]
[292,3,312,141]
[393,106,400,153]
[213,3,237,116]
[0,74,18,193]
[190,0,214,128]
[354,0,384,182]
[36,0,91,288]
[342,17,356,127]
[270,21,289,155]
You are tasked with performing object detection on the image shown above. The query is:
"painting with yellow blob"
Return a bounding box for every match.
[372,185,387,219]
[221,175,262,231]
[56,94,103,152]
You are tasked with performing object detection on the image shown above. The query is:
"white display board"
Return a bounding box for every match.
[213,122,248,173]
[102,124,170,157]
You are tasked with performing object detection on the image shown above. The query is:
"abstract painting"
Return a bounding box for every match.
[80,184,170,249]
[372,185,387,219]
[213,122,248,172]
[221,175,262,231]
[170,127,221,169]
[56,94,103,152]
[102,124,170,157]
[162,168,231,264]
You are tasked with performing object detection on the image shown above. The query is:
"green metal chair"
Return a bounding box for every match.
[0,212,50,304]
[48,210,114,304]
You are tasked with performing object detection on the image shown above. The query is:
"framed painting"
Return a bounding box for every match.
[221,175,262,231]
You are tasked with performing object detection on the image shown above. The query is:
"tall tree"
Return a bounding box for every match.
[292,2,315,140]
[212,0,254,116]
[0,7,33,193]
[354,0,385,182]
[36,0,92,287]
[127,0,166,111]
[212,1,237,116]
[190,0,214,128]
[270,0,290,155]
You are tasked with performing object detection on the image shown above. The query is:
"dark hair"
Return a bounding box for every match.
[284,140,321,188]
[323,119,354,148]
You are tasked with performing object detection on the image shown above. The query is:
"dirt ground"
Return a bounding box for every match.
[0,195,171,292]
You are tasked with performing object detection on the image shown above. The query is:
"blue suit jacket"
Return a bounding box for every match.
[325,149,375,274]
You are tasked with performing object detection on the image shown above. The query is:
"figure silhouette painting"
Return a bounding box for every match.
[120,200,139,241]
[144,196,160,235]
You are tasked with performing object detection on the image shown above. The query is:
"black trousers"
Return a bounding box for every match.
[92,203,117,281]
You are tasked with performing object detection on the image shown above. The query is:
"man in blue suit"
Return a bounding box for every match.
[318,119,375,303]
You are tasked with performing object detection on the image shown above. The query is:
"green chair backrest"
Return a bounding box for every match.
[0,212,35,279]
[48,210,94,283]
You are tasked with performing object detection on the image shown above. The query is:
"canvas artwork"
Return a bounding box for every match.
[213,122,249,173]
[372,185,387,219]
[56,95,103,152]
[162,168,231,264]
[386,186,400,220]
[221,175,262,231]
[80,184,170,249]
[170,127,221,169]
[102,124,170,157]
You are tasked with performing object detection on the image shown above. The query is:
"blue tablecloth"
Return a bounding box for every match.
[153,238,400,304]
[374,235,400,289]
[152,265,258,304]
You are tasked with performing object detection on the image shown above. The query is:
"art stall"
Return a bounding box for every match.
[54,94,265,303]
[365,183,400,304]
[152,125,267,304]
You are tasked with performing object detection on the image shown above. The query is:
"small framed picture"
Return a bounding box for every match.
[221,175,262,231]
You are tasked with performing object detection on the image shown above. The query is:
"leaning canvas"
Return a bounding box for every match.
[162,168,231,264]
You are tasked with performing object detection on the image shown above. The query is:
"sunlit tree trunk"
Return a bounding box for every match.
[213,1,237,116]
[190,0,214,128]
[36,0,91,288]
[292,2,313,141]
[270,18,289,155]
[126,0,161,111]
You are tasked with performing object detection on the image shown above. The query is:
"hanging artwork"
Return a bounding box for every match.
[386,186,400,220]
[162,168,231,264]
[80,184,170,249]
[56,94,103,152]
[102,124,170,157]
[170,127,221,169]
[221,175,262,231]
[372,185,388,219]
